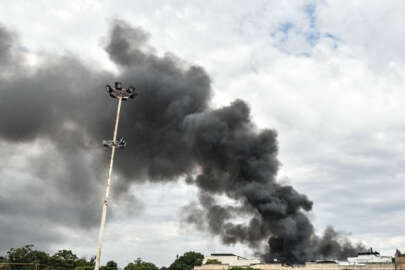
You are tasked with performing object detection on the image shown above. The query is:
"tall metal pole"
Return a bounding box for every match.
[94,82,137,270]
[95,97,122,270]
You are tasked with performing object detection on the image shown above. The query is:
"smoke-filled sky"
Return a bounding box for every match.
[1,0,405,267]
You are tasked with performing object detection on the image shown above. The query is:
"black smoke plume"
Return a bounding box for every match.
[310,226,365,261]
[0,20,363,263]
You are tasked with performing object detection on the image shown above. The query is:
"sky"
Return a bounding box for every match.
[1,0,405,267]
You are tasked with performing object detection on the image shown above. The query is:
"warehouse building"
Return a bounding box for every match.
[195,249,403,270]
[344,249,393,265]
[202,253,261,267]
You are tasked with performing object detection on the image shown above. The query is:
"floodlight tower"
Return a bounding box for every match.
[94,82,138,270]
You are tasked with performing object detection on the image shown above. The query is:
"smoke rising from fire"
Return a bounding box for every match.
[0,20,364,264]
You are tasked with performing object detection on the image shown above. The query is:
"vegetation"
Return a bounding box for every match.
[7,245,50,264]
[168,252,204,270]
[229,267,255,270]
[3,245,102,270]
[105,261,118,270]
[0,245,204,270]
[124,258,158,270]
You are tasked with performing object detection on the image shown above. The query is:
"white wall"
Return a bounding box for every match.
[203,255,261,266]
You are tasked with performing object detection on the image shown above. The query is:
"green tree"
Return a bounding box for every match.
[169,252,204,270]
[6,245,50,264]
[106,260,118,270]
[50,249,78,266]
[89,256,96,266]
[124,258,158,270]
[75,258,91,267]
[74,256,96,270]
[230,267,255,270]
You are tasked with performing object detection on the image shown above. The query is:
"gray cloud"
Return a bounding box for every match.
[0,217,63,253]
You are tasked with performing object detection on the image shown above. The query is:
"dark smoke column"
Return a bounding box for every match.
[94,82,138,270]
[0,20,363,265]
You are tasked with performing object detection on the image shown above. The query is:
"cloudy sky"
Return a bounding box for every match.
[1,0,405,267]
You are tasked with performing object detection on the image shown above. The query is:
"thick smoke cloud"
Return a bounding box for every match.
[310,226,366,261]
[0,20,363,263]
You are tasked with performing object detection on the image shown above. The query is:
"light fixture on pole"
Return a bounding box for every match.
[94,82,138,270]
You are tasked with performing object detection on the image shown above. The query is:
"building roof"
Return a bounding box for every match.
[358,248,380,256]
[358,251,380,256]
[316,260,337,264]
[210,254,237,257]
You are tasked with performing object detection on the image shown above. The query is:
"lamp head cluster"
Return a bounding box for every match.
[106,81,138,100]
[102,137,127,148]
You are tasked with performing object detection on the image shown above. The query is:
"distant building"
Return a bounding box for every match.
[395,250,405,270]
[343,248,393,265]
[201,253,261,267]
[195,249,399,270]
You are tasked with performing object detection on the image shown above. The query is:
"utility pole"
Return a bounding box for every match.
[94,82,138,270]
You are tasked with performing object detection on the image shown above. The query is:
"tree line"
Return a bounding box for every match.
[0,245,204,270]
